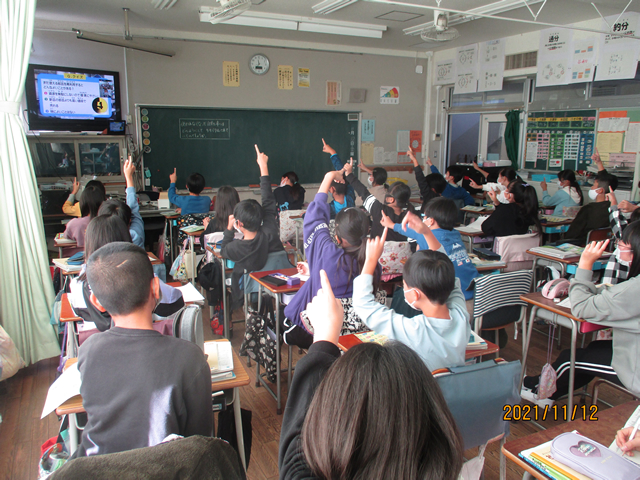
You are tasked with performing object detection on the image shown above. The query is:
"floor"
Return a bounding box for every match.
[0,306,632,480]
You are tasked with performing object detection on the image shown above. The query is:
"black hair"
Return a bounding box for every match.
[86,242,153,316]
[423,197,458,231]
[445,165,463,184]
[631,209,640,224]
[622,221,640,279]
[403,250,455,305]
[595,171,618,193]
[498,167,519,183]
[558,169,584,206]
[79,184,106,218]
[282,171,305,202]
[214,185,240,231]
[186,172,206,194]
[98,199,132,226]
[507,180,542,233]
[386,181,412,210]
[371,167,388,186]
[334,208,379,293]
[233,199,263,232]
[302,341,463,480]
[81,215,132,281]
[85,179,106,197]
[426,173,447,195]
[331,181,348,196]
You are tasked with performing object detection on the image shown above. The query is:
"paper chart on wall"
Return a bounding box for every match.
[326,81,341,105]
[396,130,410,152]
[278,66,294,90]
[361,142,374,164]
[435,60,455,85]
[596,12,640,81]
[362,119,375,142]
[596,132,624,153]
[569,37,597,83]
[536,27,572,87]
[525,141,538,162]
[609,153,636,167]
[478,39,505,92]
[454,44,478,94]
[298,68,310,88]
[222,61,240,87]
[380,86,400,104]
[624,123,640,152]
[373,146,385,165]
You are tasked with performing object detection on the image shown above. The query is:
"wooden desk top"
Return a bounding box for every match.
[147,252,162,265]
[519,292,583,323]
[502,401,640,479]
[249,268,305,294]
[54,238,77,248]
[475,263,506,273]
[457,229,489,237]
[182,228,205,237]
[337,333,500,360]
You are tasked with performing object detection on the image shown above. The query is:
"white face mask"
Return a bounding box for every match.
[367,177,374,186]
[404,287,418,309]
[588,188,601,201]
[557,181,564,188]
[615,249,631,267]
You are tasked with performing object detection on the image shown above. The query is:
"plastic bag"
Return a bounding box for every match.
[0,325,25,381]
[537,325,557,399]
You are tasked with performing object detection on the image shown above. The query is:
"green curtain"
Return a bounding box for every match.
[0,0,61,364]
[505,109,521,170]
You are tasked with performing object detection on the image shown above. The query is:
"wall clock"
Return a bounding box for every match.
[249,54,270,75]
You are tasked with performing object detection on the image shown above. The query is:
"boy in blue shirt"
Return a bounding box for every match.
[168,168,211,215]
[426,158,474,206]
[328,180,355,219]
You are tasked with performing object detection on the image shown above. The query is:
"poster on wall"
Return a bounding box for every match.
[222,61,240,87]
[380,86,400,104]
[362,119,375,142]
[435,60,455,85]
[478,38,505,92]
[595,12,640,81]
[298,68,310,88]
[536,27,572,87]
[569,38,597,83]
[454,44,478,94]
[278,66,294,90]
[326,81,342,105]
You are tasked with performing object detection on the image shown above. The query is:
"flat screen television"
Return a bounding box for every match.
[25,64,122,132]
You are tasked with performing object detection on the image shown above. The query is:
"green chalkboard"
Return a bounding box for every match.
[139,106,359,188]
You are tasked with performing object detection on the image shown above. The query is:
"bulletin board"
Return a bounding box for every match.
[596,109,640,169]
[524,110,597,172]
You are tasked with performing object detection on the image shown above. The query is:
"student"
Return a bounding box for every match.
[274,171,306,212]
[469,167,518,205]
[74,242,211,457]
[481,180,541,237]
[602,190,640,285]
[407,148,443,210]
[382,204,479,301]
[540,169,583,215]
[63,179,106,218]
[321,139,358,205]
[353,224,471,370]
[358,163,388,204]
[521,233,640,407]
[343,160,413,241]
[97,158,144,248]
[564,171,617,245]
[284,169,381,348]
[200,185,240,247]
[168,168,210,215]
[279,270,464,480]
[221,145,285,308]
[426,159,474,206]
[62,181,106,256]
[328,179,355,219]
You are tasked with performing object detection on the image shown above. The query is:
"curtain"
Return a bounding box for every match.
[0,0,61,364]
[505,109,521,170]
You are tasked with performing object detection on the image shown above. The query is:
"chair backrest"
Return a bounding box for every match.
[379,241,411,276]
[435,359,521,450]
[586,227,612,244]
[172,305,204,351]
[492,232,540,272]
[244,250,294,296]
[472,270,533,319]
[279,209,305,243]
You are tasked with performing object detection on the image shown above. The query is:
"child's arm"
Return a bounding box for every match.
[400,211,442,252]
[323,139,357,201]
[472,162,490,178]
[302,170,343,255]
[381,210,428,250]
[62,178,81,216]
[255,145,278,222]
[343,159,376,210]
[607,192,627,240]
[408,149,432,201]
[123,158,145,247]
[168,168,186,209]
[182,357,215,437]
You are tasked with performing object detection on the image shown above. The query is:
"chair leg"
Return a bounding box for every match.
[500,437,506,480]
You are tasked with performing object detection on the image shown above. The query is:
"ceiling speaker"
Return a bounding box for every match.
[349,88,367,103]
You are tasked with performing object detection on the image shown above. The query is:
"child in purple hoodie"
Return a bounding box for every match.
[283,169,381,348]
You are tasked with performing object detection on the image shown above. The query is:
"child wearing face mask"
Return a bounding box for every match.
[427,160,475,206]
[274,171,306,212]
[481,180,542,237]
[358,163,388,204]
[564,171,618,245]
[540,169,584,215]
[602,190,640,285]
[469,167,519,206]
[352,220,470,371]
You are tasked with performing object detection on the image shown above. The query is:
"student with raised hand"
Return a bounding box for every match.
[97,157,145,248]
[221,145,285,308]
[481,180,541,237]
[327,179,355,219]
[284,169,380,348]
[62,181,107,256]
[353,224,470,370]
[426,158,475,206]
[468,167,518,206]
[407,148,441,210]
[522,234,640,407]
[279,270,464,480]
[274,171,306,212]
[357,162,388,204]
[602,190,640,285]
[343,159,414,241]
[74,242,211,458]
[200,185,240,248]
[540,169,583,215]
[168,168,210,215]
[321,138,357,205]
[63,179,107,218]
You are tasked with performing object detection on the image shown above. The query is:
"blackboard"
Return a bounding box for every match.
[139,106,359,188]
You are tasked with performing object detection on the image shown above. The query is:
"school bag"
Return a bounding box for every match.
[239,295,281,383]
[172,305,204,351]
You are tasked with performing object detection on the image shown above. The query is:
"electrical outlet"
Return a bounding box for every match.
[145,178,151,187]
[126,114,132,124]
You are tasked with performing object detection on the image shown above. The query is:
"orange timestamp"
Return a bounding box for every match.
[503,404,598,422]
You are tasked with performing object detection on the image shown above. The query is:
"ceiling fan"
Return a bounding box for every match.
[207,0,252,24]
[420,10,460,42]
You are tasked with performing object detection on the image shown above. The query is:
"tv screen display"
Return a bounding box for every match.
[25,64,122,132]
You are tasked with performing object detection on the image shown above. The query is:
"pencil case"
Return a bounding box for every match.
[550,432,640,480]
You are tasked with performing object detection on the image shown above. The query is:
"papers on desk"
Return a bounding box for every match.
[176,283,205,304]
[455,216,489,233]
[52,258,83,273]
[77,322,97,332]
[541,215,572,223]
[555,297,571,309]
[529,244,584,259]
[609,405,640,465]
[180,225,205,233]
[54,236,76,245]
[469,254,506,269]
[462,205,494,212]
[467,331,488,350]
[291,272,310,281]
[41,362,81,419]
[355,331,388,345]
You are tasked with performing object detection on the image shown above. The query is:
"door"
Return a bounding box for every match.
[479,113,508,164]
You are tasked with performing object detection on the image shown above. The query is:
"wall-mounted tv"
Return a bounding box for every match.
[25,64,122,132]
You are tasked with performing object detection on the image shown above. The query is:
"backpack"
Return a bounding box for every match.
[172,305,204,351]
[239,295,281,383]
[197,261,223,306]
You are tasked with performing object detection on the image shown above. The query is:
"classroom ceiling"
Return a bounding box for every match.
[34,0,640,55]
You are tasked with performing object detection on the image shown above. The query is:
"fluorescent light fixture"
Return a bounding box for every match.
[199,8,387,38]
[74,30,175,56]
[312,0,359,15]
[403,0,545,35]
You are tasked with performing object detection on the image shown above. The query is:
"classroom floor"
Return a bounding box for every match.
[0,306,633,480]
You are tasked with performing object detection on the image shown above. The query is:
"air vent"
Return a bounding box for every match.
[505,51,537,70]
[592,86,618,97]
[348,113,359,121]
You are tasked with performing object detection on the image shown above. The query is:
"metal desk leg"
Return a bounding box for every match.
[232,387,247,471]
[520,306,538,390]
[220,259,229,339]
[189,235,196,285]
[567,319,578,419]
[275,293,282,415]
[68,413,79,455]
[531,257,539,291]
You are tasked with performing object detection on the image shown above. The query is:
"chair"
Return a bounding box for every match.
[472,270,533,356]
[434,358,522,480]
[492,232,540,272]
[279,209,305,261]
[243,250,294,318]
[591,378,640,407]
[586,227,613,246]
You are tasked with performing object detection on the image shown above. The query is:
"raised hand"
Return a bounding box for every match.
[169,167,177,184]
[343,158,354,176]
[322,138,336,156]
[487,188,498,204]
[366,227,387,264]
[606,190,618,207]
[592,148,604,170]
[306,270,344,345]
[123,156,135,187]
[296,262,310,276]
[618,200,640,213]
[203,217,211,229]
[469,179,481,189]
[540,178,547,191]
[255,144,268,166]
[227,214,236,231]
[578,239,610,271]
[380,210,395,229]
[72,177,80,195]
[401,210,428,234]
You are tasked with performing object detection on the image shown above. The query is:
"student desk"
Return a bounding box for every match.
[182,228,205,285]
[206,246,233,339]
[461,205,494,224]
[249,267,304,415]
[54,238,77,259]
[519,292,605,419]
[56,350,252,471]
[474,261,507,273]
[527,249,610,288]
[502,400,639,479]
[456,229,494,253]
